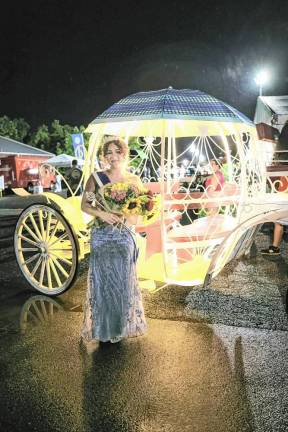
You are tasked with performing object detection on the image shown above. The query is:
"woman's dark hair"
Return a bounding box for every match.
[210,159,221,167]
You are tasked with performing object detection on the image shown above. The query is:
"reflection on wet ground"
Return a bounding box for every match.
[0,220,288,431]
[0,292,256,432]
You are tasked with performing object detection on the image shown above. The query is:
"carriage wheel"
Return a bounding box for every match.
[20,295,64,333]
[14,204,78,296]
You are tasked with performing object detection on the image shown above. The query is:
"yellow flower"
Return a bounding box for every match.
[111,182,129,192]
[122,198,142,215]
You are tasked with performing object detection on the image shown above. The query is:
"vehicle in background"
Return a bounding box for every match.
[0,154,56,194]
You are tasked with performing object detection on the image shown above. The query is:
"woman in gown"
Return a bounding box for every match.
[80,138,147,350]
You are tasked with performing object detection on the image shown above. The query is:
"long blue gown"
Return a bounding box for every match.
[81,172,147,342]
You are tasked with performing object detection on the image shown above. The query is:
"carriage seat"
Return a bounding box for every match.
[167,214,237,242]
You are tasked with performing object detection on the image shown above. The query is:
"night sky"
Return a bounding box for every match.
[1,0,288,129]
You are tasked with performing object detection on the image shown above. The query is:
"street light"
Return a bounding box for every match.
[254,70,270,96]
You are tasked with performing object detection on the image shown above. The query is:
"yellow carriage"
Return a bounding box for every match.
[14,88,288,296]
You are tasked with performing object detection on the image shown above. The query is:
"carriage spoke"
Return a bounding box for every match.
[19,235,39,247]
[38,210,45,239]
[49,248,73,252]
[19,247,39,252]
[49,303,54,315]
[50,251,72,266]
[49,258,62,287]
[45,212,52,242]
[48,232,69,247]
[31,255,42,277]
[50,256,69,278]
[39,259,46,287]
[49,219,60,241]
[40,300,49,320]
[31,302,45,323]
[29,214,43,241]
[23,222,42,243]
[27,310,41,324]
[46,259,52,289]
[23,253,40,266]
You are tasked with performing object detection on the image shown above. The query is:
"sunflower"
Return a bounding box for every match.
[141,195,161,225]
[122,198,142,215]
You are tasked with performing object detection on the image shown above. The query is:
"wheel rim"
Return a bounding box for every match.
[20,295,63,333]
[15,205,77,295]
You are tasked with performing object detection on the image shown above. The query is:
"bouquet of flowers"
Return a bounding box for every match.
[101,182,161,225]
[86,182,161,227]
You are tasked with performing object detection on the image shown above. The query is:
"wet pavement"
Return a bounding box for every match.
[0,202,287,432]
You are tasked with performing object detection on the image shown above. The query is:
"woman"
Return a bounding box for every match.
[80,138,147,351]
[203,159,225,216]
[204,159,225,193]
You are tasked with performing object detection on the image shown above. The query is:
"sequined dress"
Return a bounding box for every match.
[81,171,147,342]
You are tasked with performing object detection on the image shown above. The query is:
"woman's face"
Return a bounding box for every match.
[104,143,126,168]
[210,160,219,172]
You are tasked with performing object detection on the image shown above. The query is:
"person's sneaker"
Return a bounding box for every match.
[260,246,280,256]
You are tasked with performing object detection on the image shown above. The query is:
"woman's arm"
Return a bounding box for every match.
[210,171,225,192]
[81,174,122,225]
[81,175,98,216]
[208,175,218,192]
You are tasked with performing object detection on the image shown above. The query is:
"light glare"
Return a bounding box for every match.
[255,70,270,86]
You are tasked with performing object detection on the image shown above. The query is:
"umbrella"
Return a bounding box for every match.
[86,87,255,137]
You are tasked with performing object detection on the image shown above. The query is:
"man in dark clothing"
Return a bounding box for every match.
[65,159,83,197]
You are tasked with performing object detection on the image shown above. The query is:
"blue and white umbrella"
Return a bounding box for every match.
[86,87,254,137]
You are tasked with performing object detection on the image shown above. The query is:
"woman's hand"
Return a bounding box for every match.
[98,211,122,225]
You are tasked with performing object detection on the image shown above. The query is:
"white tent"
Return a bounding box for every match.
[0,135,54,157]
[44,154,84,168]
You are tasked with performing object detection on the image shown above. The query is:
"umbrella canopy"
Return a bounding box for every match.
[44,154,84,168]
[86,87,255,137]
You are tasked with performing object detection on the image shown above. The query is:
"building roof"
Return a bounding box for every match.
[0,135,54,157]
[254,96,288,133]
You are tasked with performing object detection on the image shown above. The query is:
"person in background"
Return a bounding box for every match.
[220,156,229,181]
[260,222,285,256]
[65,159,83,197]
[179,163,186,178]
[204,159,225,192]
[54,173,62,192]
[202,159,225,216]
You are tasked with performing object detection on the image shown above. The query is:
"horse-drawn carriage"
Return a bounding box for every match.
[14,88,288,296]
